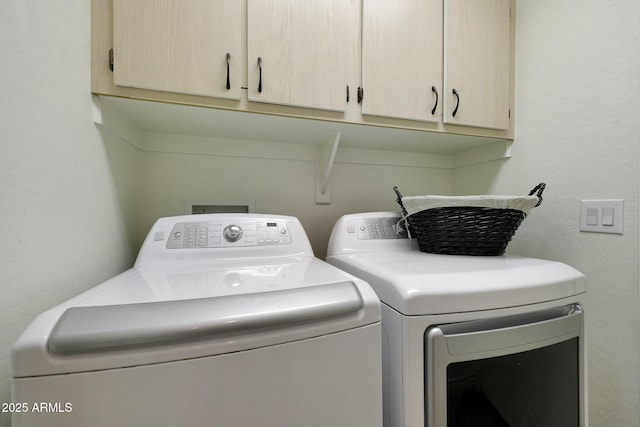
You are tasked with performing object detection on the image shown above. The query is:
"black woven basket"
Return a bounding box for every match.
[394,184,546,256]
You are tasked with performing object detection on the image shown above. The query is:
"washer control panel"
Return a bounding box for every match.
[356,217,406,240]
[166,220,292,249]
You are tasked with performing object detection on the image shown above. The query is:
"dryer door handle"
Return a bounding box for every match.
[48,282,363,355]
[427,304,583,357]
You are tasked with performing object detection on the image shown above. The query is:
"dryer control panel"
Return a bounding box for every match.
[327,212,417,256]
[356,217,406,240]
[166,220,292,249]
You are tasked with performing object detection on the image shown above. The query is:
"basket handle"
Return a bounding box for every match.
[393,186,409,217]
[529,183,546,207]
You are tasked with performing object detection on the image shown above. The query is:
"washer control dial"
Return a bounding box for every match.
[223,224,243,242]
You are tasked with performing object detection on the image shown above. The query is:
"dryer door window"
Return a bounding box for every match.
[425,305,584,427]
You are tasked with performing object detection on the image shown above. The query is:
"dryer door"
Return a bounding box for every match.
[425,304,584,427]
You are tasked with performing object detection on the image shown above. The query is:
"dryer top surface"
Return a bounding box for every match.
[326,212,586,315]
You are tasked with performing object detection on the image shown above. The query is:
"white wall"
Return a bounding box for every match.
[454,1,639,425]
[0,2,140,426]
[138,134,452,259]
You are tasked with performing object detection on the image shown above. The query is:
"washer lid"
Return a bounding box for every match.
[12,258,380,377]
[327,251,587,315]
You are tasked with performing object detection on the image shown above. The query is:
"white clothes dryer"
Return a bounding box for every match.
[11,214,382,427]
[326,212,587,427]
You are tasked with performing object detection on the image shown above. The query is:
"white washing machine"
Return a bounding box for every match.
[11,214,382,427]
[326,212,587,427]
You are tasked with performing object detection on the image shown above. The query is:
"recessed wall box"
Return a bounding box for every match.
[185,200,256,215]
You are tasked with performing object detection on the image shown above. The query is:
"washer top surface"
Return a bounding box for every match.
[12,214,380,378]
[326,212,587,316]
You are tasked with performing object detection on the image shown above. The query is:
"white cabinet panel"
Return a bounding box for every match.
[362,0,443,122]
[113,0,242,100]
[444,0,512,130]
[247,0,360,112]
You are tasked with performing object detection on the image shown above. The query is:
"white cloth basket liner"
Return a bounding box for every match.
[401,194,540,216]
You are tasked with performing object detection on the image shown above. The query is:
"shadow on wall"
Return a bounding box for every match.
[96,126,141,260]
[453,158,509,196]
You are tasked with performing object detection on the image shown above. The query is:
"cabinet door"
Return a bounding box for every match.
[361,0,442,122]
[247,0,359,112]
[113,0,242,100]
[444,0,512,130]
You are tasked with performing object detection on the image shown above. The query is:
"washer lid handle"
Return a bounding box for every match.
[48,282,363,355]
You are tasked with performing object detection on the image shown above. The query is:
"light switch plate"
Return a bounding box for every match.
[580,200,624,234]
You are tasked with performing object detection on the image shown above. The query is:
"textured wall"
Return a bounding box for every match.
[0,2,140,426]
[454,1,639,425]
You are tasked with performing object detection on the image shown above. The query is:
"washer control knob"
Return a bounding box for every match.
[223,224,243,242]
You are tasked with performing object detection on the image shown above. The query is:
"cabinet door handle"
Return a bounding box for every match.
[226,53,231,90]
[258,57,263,93]
[452,88,460,117]
[431,86,438,115]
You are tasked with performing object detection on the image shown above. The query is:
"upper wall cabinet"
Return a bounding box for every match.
[247,0,360,112]
[92,0,516,151]
[112,0,242,100]
[361,0,513,131]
